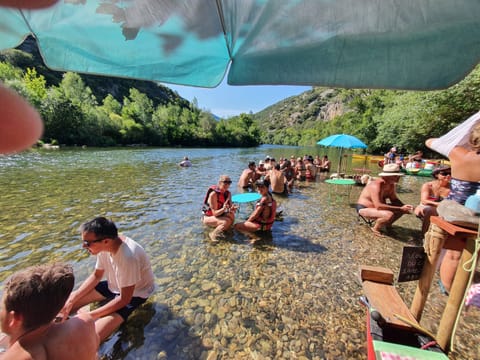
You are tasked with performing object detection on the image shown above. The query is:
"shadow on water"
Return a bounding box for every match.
[347,203,424,245]
[253,233,328,254]
[202,213,328,254]
[100,302,209,360]
[99,302,157,359]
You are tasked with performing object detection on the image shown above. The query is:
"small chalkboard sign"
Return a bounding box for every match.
[397,246,426,282]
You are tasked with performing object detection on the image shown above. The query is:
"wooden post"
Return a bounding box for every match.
[410,223,447,320]
[436,236,477,351]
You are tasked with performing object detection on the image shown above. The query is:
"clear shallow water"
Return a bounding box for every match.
[0,147,478,359]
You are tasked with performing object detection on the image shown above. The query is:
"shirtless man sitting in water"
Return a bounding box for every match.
[356,164,414,236]
[265,163,287,195]
[238,161,256,189]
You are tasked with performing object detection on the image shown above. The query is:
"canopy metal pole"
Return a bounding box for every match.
[337,147,343,173]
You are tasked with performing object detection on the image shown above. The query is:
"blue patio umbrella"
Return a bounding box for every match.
[1,1,480,89]
[317,134,368,149]
[317,134,367,173]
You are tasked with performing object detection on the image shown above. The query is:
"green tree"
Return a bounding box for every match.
[41,88,86,145]
[122,88,154,126]
[0,62,23,81]
[23,67,47,107]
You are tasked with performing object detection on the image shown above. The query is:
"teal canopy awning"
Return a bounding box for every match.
[1,0,480,89]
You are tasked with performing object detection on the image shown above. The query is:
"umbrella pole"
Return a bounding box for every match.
[338,148,343,173]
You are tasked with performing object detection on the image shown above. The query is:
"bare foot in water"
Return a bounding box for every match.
[208,230,225,242]
[249,235,261,244]
[370,227,384,237]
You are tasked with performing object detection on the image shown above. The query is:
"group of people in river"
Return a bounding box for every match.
[202,174,276,243]
[201,154,332,242]
[357,116,480,298]
[237,155,331,193]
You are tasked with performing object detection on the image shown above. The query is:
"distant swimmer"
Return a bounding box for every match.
[179,156,192,167]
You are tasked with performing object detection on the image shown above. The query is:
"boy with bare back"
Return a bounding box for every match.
[0,263,98,360]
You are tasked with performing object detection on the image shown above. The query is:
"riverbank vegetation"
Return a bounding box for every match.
[255,65,480,155]
[0,42,260,148]
[2,37,480,153]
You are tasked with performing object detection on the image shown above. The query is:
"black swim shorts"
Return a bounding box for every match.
[355,204,367,214]
[95,281,147,321]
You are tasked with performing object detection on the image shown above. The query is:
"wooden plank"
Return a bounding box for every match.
[362,280,419,330]
[430,216,477,237]
[359,265,394,284]
[410,223,447,321]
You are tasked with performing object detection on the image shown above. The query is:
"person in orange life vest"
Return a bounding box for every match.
[202,175,238,242]
[234,179,277,235]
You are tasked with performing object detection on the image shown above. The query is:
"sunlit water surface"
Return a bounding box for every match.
[0,147,478,359]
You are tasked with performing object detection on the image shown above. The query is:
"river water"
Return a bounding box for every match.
[0,146,478,359]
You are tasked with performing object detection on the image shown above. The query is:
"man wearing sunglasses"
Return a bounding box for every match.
[60,217,155,343]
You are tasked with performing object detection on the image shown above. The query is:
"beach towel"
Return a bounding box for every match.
[429,111,480,157]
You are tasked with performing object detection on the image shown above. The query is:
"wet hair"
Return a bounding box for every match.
[79,216,118,239]
[248,161,255,167]
[469,123,480,150]
[3,263,74,331]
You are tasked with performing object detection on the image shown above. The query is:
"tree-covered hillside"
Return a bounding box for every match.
[0,38,260,148]
[254,66,480,155]
[4,36,480,153]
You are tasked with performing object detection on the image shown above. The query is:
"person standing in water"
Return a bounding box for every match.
[179,156,192,167]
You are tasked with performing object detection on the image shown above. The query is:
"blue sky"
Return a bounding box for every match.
[167,78,311,118]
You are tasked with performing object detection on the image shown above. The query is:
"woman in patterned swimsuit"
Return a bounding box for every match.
[426,122,480,293]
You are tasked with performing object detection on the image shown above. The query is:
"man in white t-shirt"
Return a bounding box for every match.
[61,217,155,342]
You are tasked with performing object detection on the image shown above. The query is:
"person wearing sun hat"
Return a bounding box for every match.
[356,163,414,236]
[255,160,267,181]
